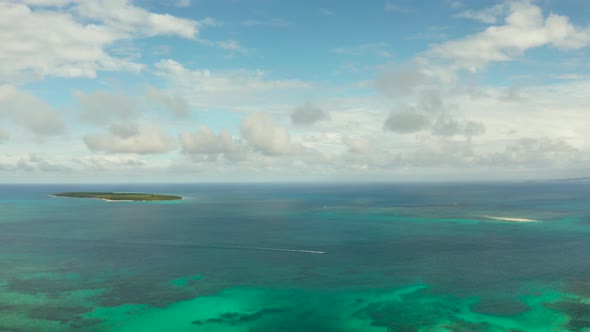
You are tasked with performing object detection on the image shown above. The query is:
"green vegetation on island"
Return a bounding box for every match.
[52,192,182,201]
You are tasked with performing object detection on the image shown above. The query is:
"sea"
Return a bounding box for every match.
[1,182,590,331]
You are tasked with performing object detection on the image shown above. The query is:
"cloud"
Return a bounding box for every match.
[180,126,245,161]
[0,128,9,143]
[17,154,70,172]
[216,40,244,52]
[332,42,393,58]
[175,0,191,8]
[73,0,199,39]
[241,113,301,155]
[318,8,333,16]
[0,1,208,81]
[384,2,414,13]
[431,113,486,138]
[76,90,139,125]
[0,85,65,137]
[73,155,145,171]
[78,87,194,124]
[241,19,291,28]
[483,137,583,167]
[84,124,175,154]
[455,2,509,24]
[5,0,78,6]
[291,102,330,126]
[375,66,429,97]
[343,137,371,154]
[395,136,476,167]
[384,108,430,133]
[145,85,190,119]
[428,0,590,72]
[154,59,310,109]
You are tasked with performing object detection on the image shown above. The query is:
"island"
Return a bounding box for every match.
[52,192,182,201]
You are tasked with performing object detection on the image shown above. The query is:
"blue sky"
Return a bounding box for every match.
[1,0,590,182]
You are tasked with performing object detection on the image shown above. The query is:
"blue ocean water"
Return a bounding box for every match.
[1,183,590,331]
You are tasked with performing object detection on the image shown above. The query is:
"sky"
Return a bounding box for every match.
[1,0,590,183]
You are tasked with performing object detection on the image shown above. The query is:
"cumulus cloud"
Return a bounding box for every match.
[180,126,245,161]
[384,108,430,133]
[241,113,301,156]
[145,85,190,119]
[17,154,70,172]
[376,66,484,139]
[431,113,486,138]
[429,0,590,71]
[77,87,193,124]
[375,65,428,98]
[84,124,175,154]
[395,136,476,167]
[0,1,208,81]
[76,90,139,125]
[0,85,65,137]
[343,136,371,154]
[483,137,583,167]
[291,102,330,126]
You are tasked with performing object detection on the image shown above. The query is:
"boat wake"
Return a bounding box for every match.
[123,240,326,254]
[1,234,326,254]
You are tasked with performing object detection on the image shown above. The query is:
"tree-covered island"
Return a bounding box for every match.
[52,192,182,201]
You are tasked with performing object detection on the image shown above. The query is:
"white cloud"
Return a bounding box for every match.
[73,155,145,171]
[0,128,9,143]
[483,137,585,167]
[145,85,190,119]
[384,108,430,133]
[242,18,291,28]
[73,0,199,39]
[332,42,393,58]
[77,87,192,124]
[6,0,78,7]
[431,113,485,138]
[180,126,245,161]
[343,136,371,154]
[375,65,429,97]
[0,0,208,81]
[291,102,330,126]
[84,124,175,154]
[0,85,66,137]
[394,136,477,167]
[175,0,191,8]
[428,0,590,72]
[154,59,310,109]
[241,113,302,156]
[17,154,70,172]
[384,2,414,13]
[76,90,140,125]
[455,2,509,24]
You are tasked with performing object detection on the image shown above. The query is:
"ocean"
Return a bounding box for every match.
[1,182,590,331]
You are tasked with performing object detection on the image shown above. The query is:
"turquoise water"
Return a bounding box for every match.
[1,183,590,331]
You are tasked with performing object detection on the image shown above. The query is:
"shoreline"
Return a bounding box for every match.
[482,215,540,223]
[49,193,183,202]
